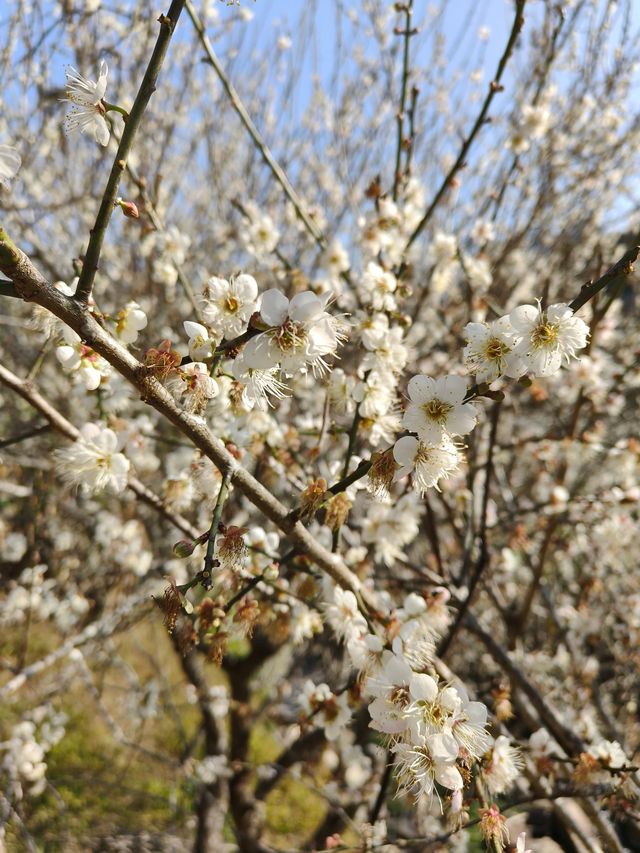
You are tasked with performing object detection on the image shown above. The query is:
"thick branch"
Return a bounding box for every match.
[0,233,370,607]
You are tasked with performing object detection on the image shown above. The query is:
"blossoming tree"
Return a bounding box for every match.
[1,1,639,851]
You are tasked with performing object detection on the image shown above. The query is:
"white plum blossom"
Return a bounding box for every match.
[393,435,462,494]
[392,731,463,801]
[56,326,111,390]
[63,60,110,146]
[300,681,351,740]
[242,289,345,376]
[241,205,281,258]
[184,320,218,360]
[402,375,477,443]
[510,302,589,376]
[463,317,526,383]
[115,301,147,344]
[200,274,258,339]
[55,423,130,494]
[0,144,21,188]
[360,261,398,311]
[323,239,350,278]
[470,219,495,244]
[323,585,367,643]
[231,357,288,410]
[482,734,524,795]
[168,362,219,414]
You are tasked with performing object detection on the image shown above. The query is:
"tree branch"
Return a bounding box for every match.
[402,0,526,256]
[74,1,186,304]
[0,232,371,609]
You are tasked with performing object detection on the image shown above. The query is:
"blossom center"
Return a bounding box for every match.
[226,295,240,314]
[273,319,306,353]
[421,399,452,423]
[390,685,410,706]
[531,321,559,348]
[484,337,509,361]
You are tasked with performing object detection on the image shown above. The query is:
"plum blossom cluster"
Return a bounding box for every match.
[394,301,589,495]
[322,584,522,811]
[180,274,348,410]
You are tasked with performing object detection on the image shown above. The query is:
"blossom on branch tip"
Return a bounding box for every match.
[63,61,110,146]
[510,301,589,377]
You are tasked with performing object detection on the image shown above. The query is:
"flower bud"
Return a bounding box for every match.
[173,539,196,558]
[116,197,140,219]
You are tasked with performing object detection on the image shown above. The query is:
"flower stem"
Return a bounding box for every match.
[102,101,129,120]
[203,469,232,585]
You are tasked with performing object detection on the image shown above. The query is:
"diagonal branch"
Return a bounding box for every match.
[185,0,327,252]
[74,1,186,304]
[402,0,526,257]
[0,362,199,540]
[0,228,371,609]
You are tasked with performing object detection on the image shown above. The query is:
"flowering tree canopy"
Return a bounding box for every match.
[1,1,639,851]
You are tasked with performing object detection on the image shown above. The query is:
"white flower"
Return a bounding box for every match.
[56,326,111,390]
[365,653,415,735]
[510,301,589,376]
[393,435,461,494]
[0,144,21,188]
[242,210,280,258]
[393,731,463,801]
[483,735,523,795]
[470,219,495,244]
[200,274,258,339]
[300,681,351,740]
[115,301,147,344]
[244,289,345,375]
[63,60,110,146]
[168,362,218,414]
[463,317,525,383]
[55,423,130,493]
[402,375,476,443]
[231,357,288,410]
[429,231,457,266]
[323,239,350,277]
[360,262,398,311]
[184,320,218,361]
[323,586,367,643]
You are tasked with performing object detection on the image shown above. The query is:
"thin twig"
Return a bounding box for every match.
[185,0,326,251]
[74,1,186,303]
[402,0,526,257]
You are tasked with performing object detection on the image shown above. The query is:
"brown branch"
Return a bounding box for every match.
[0,362,199,540]
[74,1,186,303]
[402,0,526,256]
[0,230,371,609]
